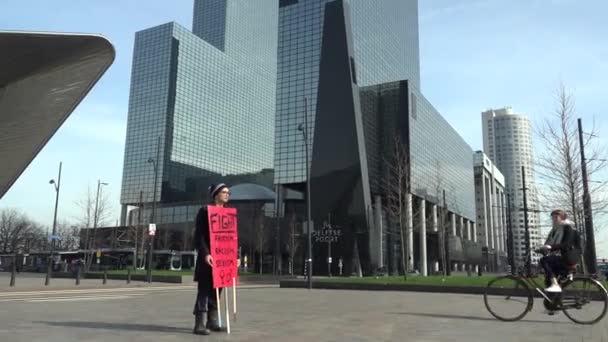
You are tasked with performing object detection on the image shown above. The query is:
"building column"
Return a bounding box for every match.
[495,189,501,252]
[407,194,414,271]
[481,174,489,247]
[499,191,507,252]
[373,195,383,268]
[451,213,457,271]
[459,216,464,239]
[494,188,500,252]
[120,204,128,226]
[431,203,438,273]
[487,176,495,249]
[472,220,477,243]
[432,204,438,232]
[419,199,427,276]
[501,191,507,253]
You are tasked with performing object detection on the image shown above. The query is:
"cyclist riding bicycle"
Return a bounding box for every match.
[535,209,582,293]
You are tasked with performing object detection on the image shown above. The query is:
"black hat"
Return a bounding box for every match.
[208,183,228,199]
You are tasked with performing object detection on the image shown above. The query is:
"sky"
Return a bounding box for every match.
[1,0,607,257]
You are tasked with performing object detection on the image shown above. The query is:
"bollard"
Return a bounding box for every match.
[45,258,51,286]
[10,254,16,287]
[103,269,108,285]
[127,268,131,284]
[76,266,81,286]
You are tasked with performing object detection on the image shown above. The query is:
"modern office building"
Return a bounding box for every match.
[275,0,420,187]
[474,151,508,271]
[117,1,283,267]
[274,0,478,276]
[482,107,542,265]
[120,0,278,223]
[361,80,477,275]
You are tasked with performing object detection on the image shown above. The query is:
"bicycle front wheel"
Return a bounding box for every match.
[562,277,608,325]
[484,275,533,322]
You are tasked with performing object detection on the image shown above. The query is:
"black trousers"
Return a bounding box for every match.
[540,255,568,286]
[193,281,222,314]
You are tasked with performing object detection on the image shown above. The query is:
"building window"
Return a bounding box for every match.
[349,57,357,84]
[279,0,298,7]
[411,93,417,119]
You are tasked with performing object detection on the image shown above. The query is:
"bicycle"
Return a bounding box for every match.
[483,248,608,325]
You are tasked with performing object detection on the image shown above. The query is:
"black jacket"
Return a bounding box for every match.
[193,206,212,284]
[546,223,582,265]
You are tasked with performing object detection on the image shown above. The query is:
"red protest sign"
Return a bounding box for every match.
[207,206,239,289]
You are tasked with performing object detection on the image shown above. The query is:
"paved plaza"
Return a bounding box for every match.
[0,283,607,342]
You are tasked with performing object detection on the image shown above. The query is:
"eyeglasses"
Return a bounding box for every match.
[220,190,231,195]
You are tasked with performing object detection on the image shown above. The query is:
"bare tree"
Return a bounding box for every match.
[0,209,46,254]
[54,220,80,251]
[285,209,301,275]
[76,184,113,270]
[384,135,412,280]
[253,208,268,274]
[536,83,608,237]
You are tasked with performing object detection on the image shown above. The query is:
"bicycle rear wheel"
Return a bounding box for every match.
[484,275,533,322]
[561,277,608,325]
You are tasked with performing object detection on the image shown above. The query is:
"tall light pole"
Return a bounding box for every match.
[578,118,597,275]
[45,162,62,286]
[521,166,532,277]
[298,97,313,290]
[147,135,161,283]
[90,179,108,270]
[506,193,515,275]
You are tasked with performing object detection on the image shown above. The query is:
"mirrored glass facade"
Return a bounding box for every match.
[409,85,475,220]
[275,0,420,186]
[120,0,278,208]
[361,80,475,221]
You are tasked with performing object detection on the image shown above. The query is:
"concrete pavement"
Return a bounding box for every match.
[0,286,606,341]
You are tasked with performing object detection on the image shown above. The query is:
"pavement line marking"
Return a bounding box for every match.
[27,295,133,302]
[0,293,146,302]
[0,284,277,297]
[0,285,195,297]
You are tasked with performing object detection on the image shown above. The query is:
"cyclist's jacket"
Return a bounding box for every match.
[544,221,582,265]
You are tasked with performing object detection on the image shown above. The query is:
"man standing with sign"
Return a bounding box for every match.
[192,183,240,336]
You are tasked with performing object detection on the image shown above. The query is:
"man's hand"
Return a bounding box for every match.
[205,254,214,267]
[237,258,241,268]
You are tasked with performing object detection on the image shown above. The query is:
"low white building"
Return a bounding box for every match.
[474,151,507,270]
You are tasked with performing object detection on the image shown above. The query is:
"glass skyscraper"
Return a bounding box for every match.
[274,0,420,185]
[275,0,478,276]
[120,0,278,222]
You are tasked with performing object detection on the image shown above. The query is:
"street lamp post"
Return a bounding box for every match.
[298,97,313,290]
[147,135,161,283]
[45,162,62,286]
[578,118,597,276]
[90,179,108,271]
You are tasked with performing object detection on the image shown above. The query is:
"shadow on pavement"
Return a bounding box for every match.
[389,312,570,325]
[36,321,192,334]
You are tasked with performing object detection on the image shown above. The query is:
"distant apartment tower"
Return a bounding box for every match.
[474,151,507,271]
[120,0,278,225]
[482,107,542,265]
